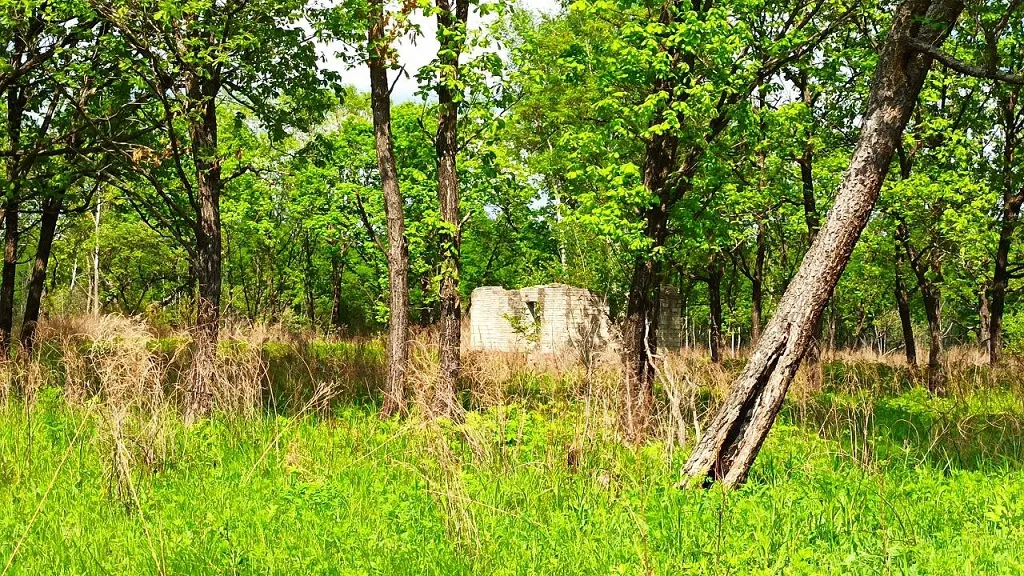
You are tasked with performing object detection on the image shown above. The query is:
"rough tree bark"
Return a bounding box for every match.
[20,195,62,353]
[989,87,1022,365]
[433,0,470,420]
[184,73,223,420]
[621,134,675,441]
[368,2,411,419]
[682,0,964,487]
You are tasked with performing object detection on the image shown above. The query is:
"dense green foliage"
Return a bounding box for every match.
[2,0,1021,360]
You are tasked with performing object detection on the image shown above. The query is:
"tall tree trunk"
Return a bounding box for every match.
[682,0,963,487]
[1,49,25,355]
[369,4,410,418]
[708,259,725,364]
[621,147,674,442]
[750,221,765,344]
[0,204,18,354]
[989,87,1021,365]
[20,195,61,353]
[433,0,469,420]
[893,232,918,372]
[185,75,223,420]
[795,73,824,390]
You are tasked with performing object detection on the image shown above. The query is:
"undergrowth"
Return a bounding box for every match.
[1,316,1023,574]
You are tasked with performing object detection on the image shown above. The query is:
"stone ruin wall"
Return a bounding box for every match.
[469,283,682,355]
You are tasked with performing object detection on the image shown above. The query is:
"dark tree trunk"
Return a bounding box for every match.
[433,0,469,420]
[302,229,316,325]
[989,88,1022,365]
[893,232,918,371]
[621,140,674,442]
[20,195,61,353]
[795,75,824,390]
[920,281,945,394]
[1,53,26,355]
[369,5,410,419]
[682,0,963,487]
[750,221,765,344]
[0,203,18,354]
[185,75,223,420]
[330,247,345,330]
[708,259,725,364]
[908,254,946,395]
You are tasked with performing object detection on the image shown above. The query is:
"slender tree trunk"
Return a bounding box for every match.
[330,248,344,330]
[369,5,410,418]
[302,229,316,325]
[185,75,223,420]
[989,88,1021,365]
[20,195,61,353]
[795,79,824,390]
[893,232,918,372]
[682,0,963,487]
[708,259,725,364]
[750,221,765,344]
[433,0,470,420]
[907,252,946,395]
[920,281,945,394]
[1,54,25,355]
[0,204,18,353]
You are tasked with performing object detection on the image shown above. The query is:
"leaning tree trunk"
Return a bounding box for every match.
[682,0,964,487]
[989,87,1021,365]
[432,0,470,421]
[369,4,411,419]
[185,78,223,421]
[20,195,62,353]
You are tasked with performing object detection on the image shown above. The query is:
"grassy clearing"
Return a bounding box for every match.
[2,384,1024,575]
[1,317,1023,574]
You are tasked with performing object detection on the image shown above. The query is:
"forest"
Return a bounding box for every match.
[2,0,1024,572]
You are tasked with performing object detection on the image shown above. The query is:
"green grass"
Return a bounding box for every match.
[2,387,1024,575]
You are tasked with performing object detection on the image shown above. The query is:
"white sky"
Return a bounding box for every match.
[327,0,561,102]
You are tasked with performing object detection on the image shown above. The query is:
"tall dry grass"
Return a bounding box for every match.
[3,314,1023,464]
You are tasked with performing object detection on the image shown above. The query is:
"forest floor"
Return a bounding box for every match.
[1,318,1024,574]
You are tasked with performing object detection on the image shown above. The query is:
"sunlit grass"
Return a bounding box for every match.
[2,386,1024,575]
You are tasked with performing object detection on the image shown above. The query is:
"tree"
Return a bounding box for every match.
[92,0,335,417]
[682,0,965,487]
[429,0,470,419]
[364,0,413,418]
